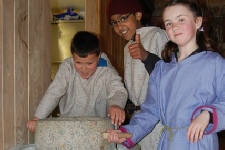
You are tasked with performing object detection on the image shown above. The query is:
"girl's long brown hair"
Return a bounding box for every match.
[161,0,220,63]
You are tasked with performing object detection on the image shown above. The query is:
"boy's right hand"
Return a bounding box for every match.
[108,105,125,126]
[26,117,39,132]
[128,34,148,61]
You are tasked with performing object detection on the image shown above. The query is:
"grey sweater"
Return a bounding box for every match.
[35,53,127,119]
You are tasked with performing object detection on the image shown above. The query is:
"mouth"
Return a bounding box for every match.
[120,30,128,35]
[80,72,89,76]
[174,33,182,37]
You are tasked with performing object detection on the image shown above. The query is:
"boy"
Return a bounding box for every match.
[26,31,128,132]
[106,0,169,149]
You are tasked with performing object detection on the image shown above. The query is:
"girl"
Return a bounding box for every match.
[107,0,168,149]
[106,0,225,149]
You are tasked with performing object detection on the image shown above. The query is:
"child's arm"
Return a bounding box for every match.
[187,56,225,141]
[141,52,160,75]
[105,65,127,126]
[128,34,161,75]
[26,116,39,132]
[187,110,210,142]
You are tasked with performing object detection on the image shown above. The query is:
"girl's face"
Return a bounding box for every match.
[109,13,140,41]
[73,53,99,79]
[163,5,202,48]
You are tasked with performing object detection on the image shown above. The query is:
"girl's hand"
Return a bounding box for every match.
[106,129,126,143]
[108,105,125,126]
[187,110,210,142]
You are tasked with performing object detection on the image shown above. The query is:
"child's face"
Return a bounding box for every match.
[163,5,202,48]
[73,53,99,79]
[109,13,139,41]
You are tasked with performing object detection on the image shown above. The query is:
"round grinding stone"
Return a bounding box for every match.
[35,117,116,150]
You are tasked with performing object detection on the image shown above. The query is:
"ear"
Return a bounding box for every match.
[135,12,142,21]
[196,17,203,29]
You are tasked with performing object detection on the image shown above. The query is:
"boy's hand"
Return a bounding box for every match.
[26,117,39,132]
[128,34,148,60]
[106,129,126,143]
[108,105,125,126]
[187,110,210,142]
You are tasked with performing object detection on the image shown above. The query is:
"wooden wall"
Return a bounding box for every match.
[0,0,224,149]
[0,0,104,149]
[0,0,51,149]
[85,0,100,34]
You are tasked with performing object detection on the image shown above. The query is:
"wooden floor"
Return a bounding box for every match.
[219,131,225,150]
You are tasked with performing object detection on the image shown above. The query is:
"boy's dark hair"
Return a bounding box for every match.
[70,31,100,58]
[161,0,220,62]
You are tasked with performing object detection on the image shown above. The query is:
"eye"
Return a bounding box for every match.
[87,62,93,65]
[109,21,117,27]
[74,62,81,65]
[120,16,128,22]
[165,22,171,27]
[179,18,185,22]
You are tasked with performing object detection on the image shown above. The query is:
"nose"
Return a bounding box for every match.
[172,23,179,31]
[116,22,124,30]
[81,64,87,71]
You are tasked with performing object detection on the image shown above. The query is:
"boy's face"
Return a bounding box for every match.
[73,53,100,79]
[109,13,139,41]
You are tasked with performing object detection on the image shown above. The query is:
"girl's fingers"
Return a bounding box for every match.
[187,125,195,142]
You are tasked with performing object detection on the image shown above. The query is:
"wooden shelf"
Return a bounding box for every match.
[51,20,84,24]
[52,61,64,64]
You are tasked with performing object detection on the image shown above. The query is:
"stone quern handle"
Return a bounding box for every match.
[102,132,133,139]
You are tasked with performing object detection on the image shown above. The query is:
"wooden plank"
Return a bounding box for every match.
[2,0,15,149]
[99,0,126,78]
[85,0,100,33]
[207,0,225,7]
[14,0,29,145]
[41,0,51,93]
[0,0,3,148]
[111,31,126,78]
[28,0,44,143]
[99,0,111,55]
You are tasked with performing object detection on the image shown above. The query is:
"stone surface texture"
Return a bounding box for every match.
[35,117,116,150]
